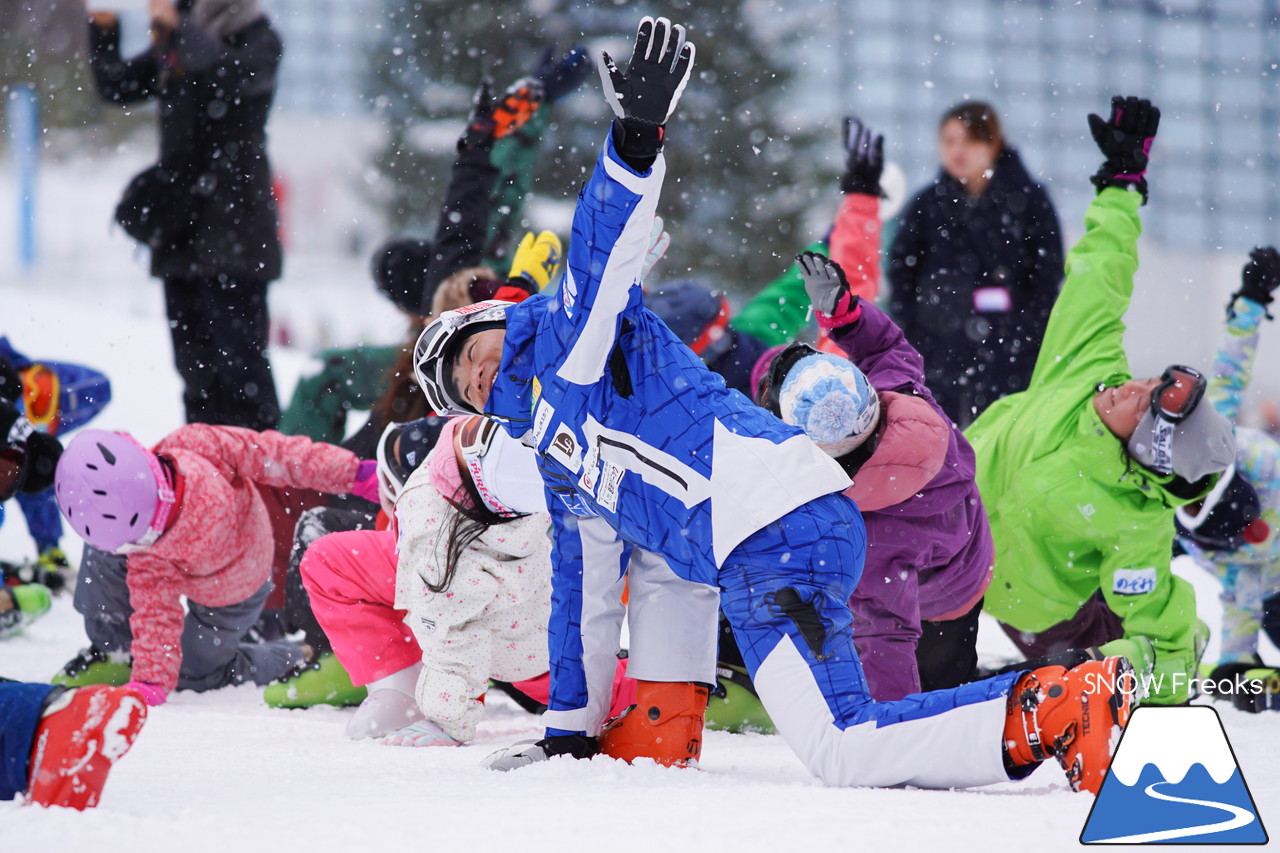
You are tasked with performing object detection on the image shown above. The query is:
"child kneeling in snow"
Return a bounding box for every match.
[52,426,378,704]
[300,415,582,746]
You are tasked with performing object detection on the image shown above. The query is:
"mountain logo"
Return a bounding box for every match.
[1080,705,1268,844]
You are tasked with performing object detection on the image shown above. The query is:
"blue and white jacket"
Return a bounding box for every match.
[485,134,851,733]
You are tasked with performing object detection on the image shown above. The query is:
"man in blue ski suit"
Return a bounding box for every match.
[413,17,1134,792]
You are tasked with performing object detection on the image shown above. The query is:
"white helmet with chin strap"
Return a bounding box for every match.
[413,300,511,416]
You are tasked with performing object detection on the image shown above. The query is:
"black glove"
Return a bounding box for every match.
[534,46,594,104]
[599,16,696,126]
[481,734,600,771]
[457,78,497,152]
[841,117,884,197]
[1087,95,1160,203]
[1232,246,1280,315]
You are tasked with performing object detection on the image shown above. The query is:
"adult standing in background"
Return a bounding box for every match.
[88,0,284,430]
[889,101,1063,428]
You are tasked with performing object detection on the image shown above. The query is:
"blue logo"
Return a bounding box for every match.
[1081,706,1268,844]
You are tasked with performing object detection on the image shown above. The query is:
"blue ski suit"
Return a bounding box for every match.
[484,133,1021,788]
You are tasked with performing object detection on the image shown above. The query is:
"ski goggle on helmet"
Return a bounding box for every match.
[54,429,176,554]
[413,300,510,416]
[1151,365,1206,422]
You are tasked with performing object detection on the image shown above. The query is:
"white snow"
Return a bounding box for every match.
[0,129,1277,853]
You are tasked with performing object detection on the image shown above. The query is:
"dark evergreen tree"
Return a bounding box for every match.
[369,0,836,294]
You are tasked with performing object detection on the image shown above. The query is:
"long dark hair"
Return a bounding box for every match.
[428,458,520,594]
[372,317,431,432]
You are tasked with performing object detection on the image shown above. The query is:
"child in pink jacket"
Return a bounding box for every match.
[53,425,378,704]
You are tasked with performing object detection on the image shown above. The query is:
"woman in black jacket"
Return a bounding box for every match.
[888,101,1063,428]
[89,0,283,430]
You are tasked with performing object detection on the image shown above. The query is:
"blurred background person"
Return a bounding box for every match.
[889,101,1063,428]
[88,0,284,430]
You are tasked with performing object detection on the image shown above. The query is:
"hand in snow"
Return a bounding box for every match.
[841,117,885,197]
[481,734,599,771]
[1087,95,1160,203]
[797,251,859,328]
[598,17,695,126]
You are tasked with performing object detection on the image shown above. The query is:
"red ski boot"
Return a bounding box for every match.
[27,685,149,809]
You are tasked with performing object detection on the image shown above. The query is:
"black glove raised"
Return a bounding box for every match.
[535,46,594,104]
[1087,95,1160,203]
[1232,246,1280,316]
[457,78,497,152]
[841,117,884,197]
[599,16,695,126]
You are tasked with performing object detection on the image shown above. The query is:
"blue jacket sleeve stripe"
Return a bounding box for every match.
[556,134,666,387]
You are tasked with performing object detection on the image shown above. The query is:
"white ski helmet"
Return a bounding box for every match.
[413,300,511,416]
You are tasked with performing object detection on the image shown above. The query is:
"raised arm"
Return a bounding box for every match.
[828,118,884,303]
[798,251,927,396]
[424,78,544,313]
[554,17,694,386]
[87,19,162,105]
[1209,248,1280,423]
[1029,96,1159,390]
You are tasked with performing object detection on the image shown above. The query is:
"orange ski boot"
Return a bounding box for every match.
[1003,657,1136,794]
[599,680,708,768]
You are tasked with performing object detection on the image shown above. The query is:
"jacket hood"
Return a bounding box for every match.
[844,391,949,512]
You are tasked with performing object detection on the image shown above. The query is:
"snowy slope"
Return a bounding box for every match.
[1,146,1278,851]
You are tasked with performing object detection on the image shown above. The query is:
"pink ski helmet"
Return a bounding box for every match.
[54,429,175,553]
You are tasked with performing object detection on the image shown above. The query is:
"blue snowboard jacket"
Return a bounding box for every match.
[484,134,851,733]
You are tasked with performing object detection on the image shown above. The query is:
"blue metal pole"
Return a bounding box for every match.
[8,84,39,271]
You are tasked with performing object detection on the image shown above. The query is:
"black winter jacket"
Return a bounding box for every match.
[888,146,1063,427]
[89,16,283,282]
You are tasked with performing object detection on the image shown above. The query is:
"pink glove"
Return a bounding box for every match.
[352,459,380,503]
[123,680,168,706]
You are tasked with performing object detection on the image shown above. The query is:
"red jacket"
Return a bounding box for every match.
[126,426,359,691]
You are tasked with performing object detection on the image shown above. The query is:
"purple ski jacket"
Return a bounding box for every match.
[828,300,994,700]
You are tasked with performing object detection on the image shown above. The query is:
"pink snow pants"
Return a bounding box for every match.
[299,528,635,714]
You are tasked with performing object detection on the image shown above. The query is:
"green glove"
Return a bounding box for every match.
[1098,636,1155,700]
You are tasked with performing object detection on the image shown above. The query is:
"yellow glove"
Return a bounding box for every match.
[509,231,563,292]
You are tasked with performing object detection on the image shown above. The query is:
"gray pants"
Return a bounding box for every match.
[74,545,304,692]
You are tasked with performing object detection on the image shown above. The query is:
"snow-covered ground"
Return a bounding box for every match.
[1,135,1278,852]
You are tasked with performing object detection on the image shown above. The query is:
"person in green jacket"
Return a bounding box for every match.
[965,96,1236,706]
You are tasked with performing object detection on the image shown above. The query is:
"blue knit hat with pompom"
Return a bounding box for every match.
[778,353,880,456]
